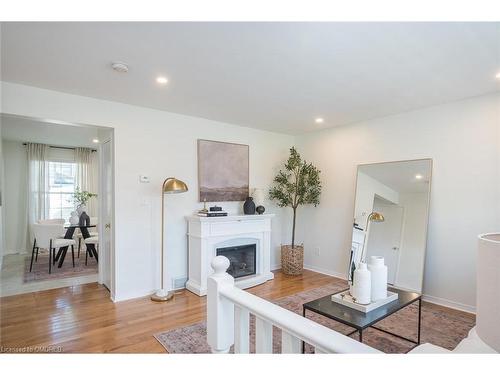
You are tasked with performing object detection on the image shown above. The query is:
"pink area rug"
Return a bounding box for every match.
[154,283,475,354]
[24,249,98,283]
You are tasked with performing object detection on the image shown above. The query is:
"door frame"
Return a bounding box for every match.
[370,201,405,285]
[98,133,115,300]
[0,113,116,299]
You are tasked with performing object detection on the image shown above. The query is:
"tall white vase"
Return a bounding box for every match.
[477,233,500,352]
[368,256,388,301]
[352,262,371,305]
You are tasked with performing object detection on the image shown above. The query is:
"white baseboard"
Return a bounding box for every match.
[271,263,281,271]
[422,293,476,314]
[303,264,347,280]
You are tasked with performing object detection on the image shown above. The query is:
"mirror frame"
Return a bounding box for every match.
[349,158,433,293]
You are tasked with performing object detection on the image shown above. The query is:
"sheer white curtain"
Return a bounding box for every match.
[26,143,49,246]
[75,147,98,216]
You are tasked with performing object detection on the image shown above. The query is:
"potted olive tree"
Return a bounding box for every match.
[269,147,321,275]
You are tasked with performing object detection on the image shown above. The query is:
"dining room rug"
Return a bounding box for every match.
[154,283,475,354]
[23,249,98,283]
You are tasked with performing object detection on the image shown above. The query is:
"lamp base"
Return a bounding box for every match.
[151,289,174,302]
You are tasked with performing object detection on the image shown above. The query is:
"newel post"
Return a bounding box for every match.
[207,256,235,353]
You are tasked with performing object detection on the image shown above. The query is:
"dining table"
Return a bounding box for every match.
[55,224,98,268]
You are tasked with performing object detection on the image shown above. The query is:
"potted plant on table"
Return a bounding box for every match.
[70,187,98,225]
[269,147,321,275]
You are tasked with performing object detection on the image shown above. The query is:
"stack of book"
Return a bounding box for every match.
[197,205,228,217]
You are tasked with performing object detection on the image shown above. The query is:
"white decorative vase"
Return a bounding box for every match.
[69,211,79,225]
[352,262,371,304]
[476,233,500,352]
[368,256,388,301]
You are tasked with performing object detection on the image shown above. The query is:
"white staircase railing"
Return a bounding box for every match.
[207,256,380,354]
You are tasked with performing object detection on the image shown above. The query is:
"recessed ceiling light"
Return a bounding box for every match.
[415,174,423,180]
[111,61,129,73]
[495,72,500,80]
[315,118,324,124]
[92,138,100,144]
[156,76,168,85]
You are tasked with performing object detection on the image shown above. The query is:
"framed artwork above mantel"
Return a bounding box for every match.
[197,139,249,202]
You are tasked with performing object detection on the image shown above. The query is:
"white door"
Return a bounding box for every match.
[99,140,113,291]
[365,203,404,284]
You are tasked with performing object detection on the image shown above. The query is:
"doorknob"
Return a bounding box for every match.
[392,246,399,251]
[105,223,111,229]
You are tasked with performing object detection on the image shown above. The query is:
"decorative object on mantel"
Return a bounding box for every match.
[243,196,256,214]
[269,147,321,275]
[199,199,209,214]
[252,188,266,215]
[198,205,228,217]
[368,256,388,301]
[197,139,249,202]
[152,177,189,303]
[351,262,371,304]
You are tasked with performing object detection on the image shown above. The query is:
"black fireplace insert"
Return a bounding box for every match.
[216,244,257,279]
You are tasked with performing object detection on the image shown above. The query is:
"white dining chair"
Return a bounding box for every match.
[84,236,99,265]
[31,219,67,263]
[31,223,77,274]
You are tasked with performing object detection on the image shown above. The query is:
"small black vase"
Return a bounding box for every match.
[256,205,265,215]
[79,211,90,227]
[243,197,256,215]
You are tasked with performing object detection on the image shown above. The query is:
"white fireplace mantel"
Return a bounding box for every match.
[186,214,275,296]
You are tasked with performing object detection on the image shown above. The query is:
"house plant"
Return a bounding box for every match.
[269,147,321,275]
[72,187,98,214]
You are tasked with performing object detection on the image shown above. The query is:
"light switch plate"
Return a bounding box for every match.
[139,175,150,183]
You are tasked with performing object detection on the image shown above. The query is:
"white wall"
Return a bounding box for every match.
[296,93,500,312]
[0,82,294,301]
[1,140,28,254]
[354,171,399,229]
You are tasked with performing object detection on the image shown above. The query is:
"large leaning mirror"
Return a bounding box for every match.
[348,159,432,293]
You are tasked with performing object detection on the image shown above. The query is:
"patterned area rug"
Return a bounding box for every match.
[154,282,475,354]
[24,249,98,283]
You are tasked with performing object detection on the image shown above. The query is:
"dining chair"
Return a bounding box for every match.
[84,236,99,265]
[77,216,98,258]
[31,223,77,274]
[32,219,66,264]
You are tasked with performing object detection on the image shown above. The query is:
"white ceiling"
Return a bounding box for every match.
[1,114,109,148]
[1,22,499,135]
[359,160,432,193]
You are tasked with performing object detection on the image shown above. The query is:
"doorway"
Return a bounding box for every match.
[365,197,404,285]
[0,114,115,298]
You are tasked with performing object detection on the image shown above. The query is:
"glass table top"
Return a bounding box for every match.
[303,287,421,330]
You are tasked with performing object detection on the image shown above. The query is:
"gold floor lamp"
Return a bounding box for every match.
[151,177,188,302]
[359,211,385,263]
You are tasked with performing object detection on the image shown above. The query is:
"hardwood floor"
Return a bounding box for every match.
[0,269,336,353]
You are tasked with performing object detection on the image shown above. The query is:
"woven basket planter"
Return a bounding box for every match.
[281,245,304,275]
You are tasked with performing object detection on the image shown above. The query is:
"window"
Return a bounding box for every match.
[47,161,77,220]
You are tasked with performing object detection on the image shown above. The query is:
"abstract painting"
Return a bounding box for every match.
[198,139,249,202]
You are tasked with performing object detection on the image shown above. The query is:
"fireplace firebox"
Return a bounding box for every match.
[216,244,256,279]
